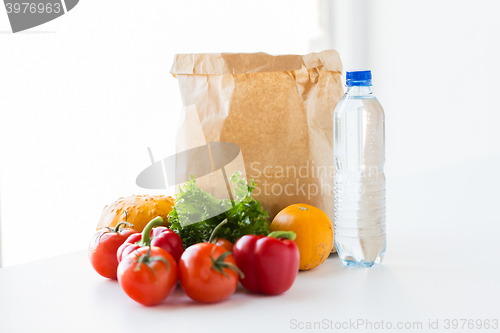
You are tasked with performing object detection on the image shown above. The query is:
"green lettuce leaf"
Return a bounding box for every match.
[168,171,269,248]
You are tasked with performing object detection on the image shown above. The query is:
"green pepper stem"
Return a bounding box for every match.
[137,216,164,247]
[268,230,296,241]
[208,218,228,244]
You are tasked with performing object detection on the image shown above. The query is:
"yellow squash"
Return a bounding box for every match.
[96,195,174,232]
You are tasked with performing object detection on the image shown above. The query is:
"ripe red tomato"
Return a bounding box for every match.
[179,243,240,303]
[89,223,137,279]
[214,237,234,252]
[117,247,178,306]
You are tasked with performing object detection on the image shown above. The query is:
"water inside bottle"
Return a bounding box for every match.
[334,94,386,267]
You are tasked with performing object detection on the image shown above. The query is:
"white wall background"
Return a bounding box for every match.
[372,1,500,176]
[1,0,499,266]
[0,0,322,266]
[323,0,500,177]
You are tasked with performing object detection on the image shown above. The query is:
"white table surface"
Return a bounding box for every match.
[1,155,499,333]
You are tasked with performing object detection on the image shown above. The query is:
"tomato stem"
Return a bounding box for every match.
[112,221,134,233]
[208,218,228,244]
[268,230,296,241]
[134,247,170,282]
[137,216,164,247]
[210,248,245,279]
[222,261,245,279]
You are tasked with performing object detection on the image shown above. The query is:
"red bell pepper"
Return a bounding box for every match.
[233,231,299,295]
[117,216,184,263]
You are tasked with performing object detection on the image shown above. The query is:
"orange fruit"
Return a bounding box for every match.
[96,195,174,232]
[270,203,333,270]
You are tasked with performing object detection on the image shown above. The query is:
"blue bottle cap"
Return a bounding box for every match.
[346,70,372,86]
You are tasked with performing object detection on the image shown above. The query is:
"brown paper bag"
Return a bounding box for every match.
[170,50,344,230]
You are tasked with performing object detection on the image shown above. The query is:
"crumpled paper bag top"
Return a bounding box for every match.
[170,50,342,75]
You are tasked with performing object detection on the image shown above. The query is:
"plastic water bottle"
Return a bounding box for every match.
[333,70,386,267]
